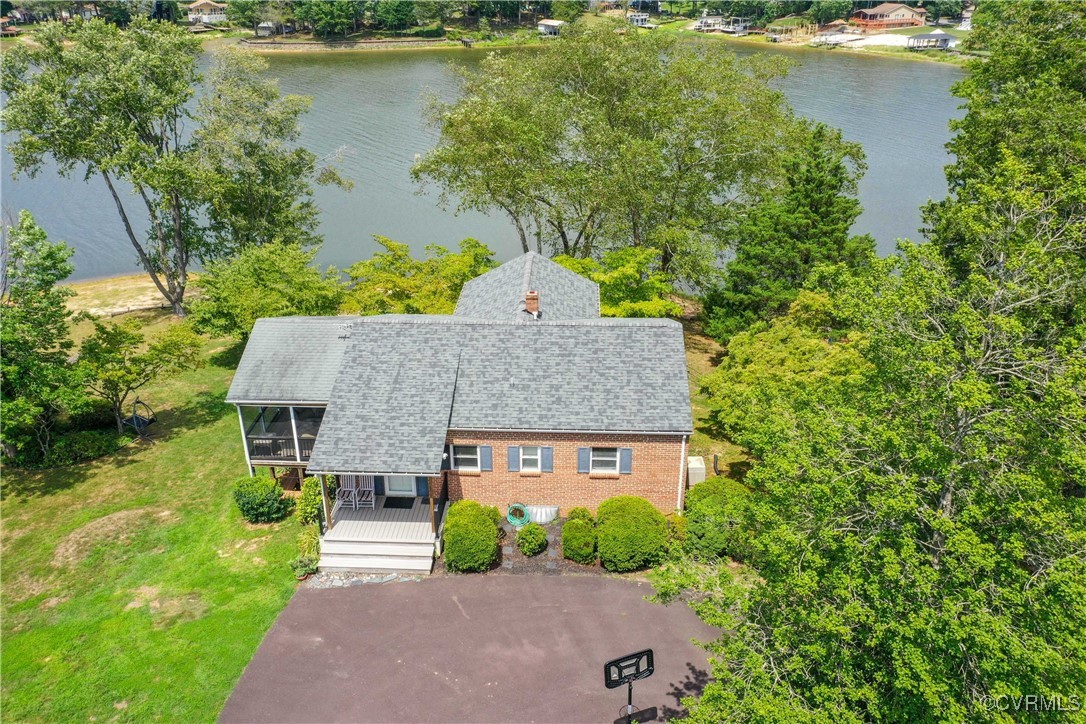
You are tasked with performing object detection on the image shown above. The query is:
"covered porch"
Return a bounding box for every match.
[315,474,449,573]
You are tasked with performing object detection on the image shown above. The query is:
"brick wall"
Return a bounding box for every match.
[436,431,687,515]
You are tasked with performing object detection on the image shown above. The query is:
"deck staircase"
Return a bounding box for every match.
[318,538,436,574]
[317,497,443,574]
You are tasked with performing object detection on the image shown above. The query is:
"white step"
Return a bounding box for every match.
[317,554,434,573]
[320,539,436,557]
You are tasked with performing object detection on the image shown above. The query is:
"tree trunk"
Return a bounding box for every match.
[113,403,125,435]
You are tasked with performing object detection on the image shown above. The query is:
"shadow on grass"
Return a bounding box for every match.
[661,661,712,720]
[149,390,232,445]
[209,339,246,370]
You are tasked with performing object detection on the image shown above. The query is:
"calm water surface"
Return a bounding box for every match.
[1,43,964,280]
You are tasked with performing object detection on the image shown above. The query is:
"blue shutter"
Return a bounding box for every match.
[577,448,590,474]
[416,476,429,497]
[541,447,554,473]
[441,444,451,471]
[619,448,633,474]
[479,446,493,472]
[508,446,520,472]
[374,475,385,496]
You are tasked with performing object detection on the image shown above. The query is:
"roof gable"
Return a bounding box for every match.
[454,252,600,321]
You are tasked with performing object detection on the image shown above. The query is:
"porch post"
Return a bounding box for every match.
[429,481,436,536]
[319,474,332,532]
[289,406,301,463]
[236,405,254,476]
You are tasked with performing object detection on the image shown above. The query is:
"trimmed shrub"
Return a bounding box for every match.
[484,505,504,529]
[291,556,318,578]
[567,507,595,526]
[685,478,753,562]
[443,500,499,572]
[516,522,548,557]
[298,477,323,525]
[596,496,667,572]
[666,512,687,546]
[562,519,596,565]
[685,475,736,508]
[234,474,294,523]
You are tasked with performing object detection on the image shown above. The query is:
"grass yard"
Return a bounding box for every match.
[1,304,302,721]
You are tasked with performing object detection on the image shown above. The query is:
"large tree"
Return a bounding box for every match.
[1,19,343,315]
[0,211,84,460]
[703,123,874,342]
[293,0,363,37]
[412,21,807,286]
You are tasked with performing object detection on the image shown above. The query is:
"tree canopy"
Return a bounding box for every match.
[703,123,873,342]
[0,211,83,459]
[412,20,809,287]
[341,237,496,316]
[555,248,681,318]
[188,243,346,340]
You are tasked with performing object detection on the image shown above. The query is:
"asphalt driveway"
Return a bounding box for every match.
[220,576,717,723]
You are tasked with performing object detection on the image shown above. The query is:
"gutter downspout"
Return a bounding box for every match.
[675,434,687,511]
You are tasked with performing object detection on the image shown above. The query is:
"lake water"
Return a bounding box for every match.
[1,42,964,281]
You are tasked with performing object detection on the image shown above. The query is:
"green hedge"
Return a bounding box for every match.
[562,519,596,565]
[684,476,752,561]
[12,429,132,469]
[233,475,294,524]
[567,507,595,525]
[596,496,667,572]
[443,500,500,572]
[515,522,548,557]
[298,477,323,525]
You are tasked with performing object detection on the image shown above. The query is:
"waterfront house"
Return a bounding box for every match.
[255,21,277,37]
[185,0,227,25]
[851,2,926,31]
[537,18,565,35]
[226,252,692,572]
[629,13,651,27]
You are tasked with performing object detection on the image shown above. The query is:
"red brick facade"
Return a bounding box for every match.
[430,430,688,515]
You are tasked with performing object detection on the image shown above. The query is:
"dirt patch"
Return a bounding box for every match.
[6,572,56,603]
[39,596,68,610]
[125,585,208,628]
[51,508,173,567]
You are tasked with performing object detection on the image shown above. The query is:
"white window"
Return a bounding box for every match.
[453,445,480,470]
[520,446,541,473]
[590,447,619,474]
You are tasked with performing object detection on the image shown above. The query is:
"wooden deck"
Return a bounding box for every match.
[324,497,436,544]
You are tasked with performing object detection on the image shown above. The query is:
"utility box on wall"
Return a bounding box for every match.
[687,456,706,488]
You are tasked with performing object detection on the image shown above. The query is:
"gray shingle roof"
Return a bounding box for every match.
[305,315,692,474]
[226,317,359,404]
[306,323,460,474]
[454,252,600,321]
[229,253,692,475]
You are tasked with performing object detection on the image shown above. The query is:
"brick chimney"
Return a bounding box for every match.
[525,289,540,316]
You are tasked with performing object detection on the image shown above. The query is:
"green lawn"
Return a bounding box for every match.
[887,25,971,38]
[1,319,301,721]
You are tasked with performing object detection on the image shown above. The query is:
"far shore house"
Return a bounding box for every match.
[537,18,565,36]
[185,0,227,25]
[851,2,926,31]
[226,253,692,572]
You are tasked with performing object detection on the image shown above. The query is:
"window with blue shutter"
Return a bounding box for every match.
[541,447,554,473]
[508,446,520,472]
[577,447,590,473]
[479,446,493,472]
[374,475,385,496]
[619,447,633,474]
[415,476,429,497]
